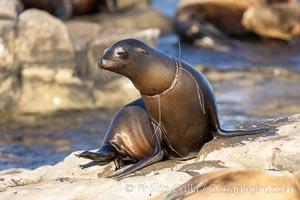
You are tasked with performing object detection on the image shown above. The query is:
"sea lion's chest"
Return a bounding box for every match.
[142,65,211,156]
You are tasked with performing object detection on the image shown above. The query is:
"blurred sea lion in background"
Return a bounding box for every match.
[19,0,117,19]
[175,0,297,42]
[242,3,300,40]
[153,169,300,200]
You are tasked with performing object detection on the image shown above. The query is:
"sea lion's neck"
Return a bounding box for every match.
[132,55,177,96]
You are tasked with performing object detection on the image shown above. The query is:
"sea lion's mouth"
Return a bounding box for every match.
[100,65,123,71]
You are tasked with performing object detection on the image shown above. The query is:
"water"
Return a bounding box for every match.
[0,0,299,170]
[0,110,113,170]
[158,35,300,70]
[152,0,178,17]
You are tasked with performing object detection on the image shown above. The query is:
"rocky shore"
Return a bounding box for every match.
[0,113,299,199]
[0,0,171,113]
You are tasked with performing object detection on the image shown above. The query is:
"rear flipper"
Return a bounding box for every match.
[205,93,269,138]
[106,148,164,178]
[214,127,269,138]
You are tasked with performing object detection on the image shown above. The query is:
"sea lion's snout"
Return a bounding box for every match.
[97,57,117,70]
[97,46,114,69]
[97,57,113,70]
[97,57,112,70]
[97,58,105,68]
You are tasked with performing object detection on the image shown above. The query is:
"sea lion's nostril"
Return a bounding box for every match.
[97,59,104,67]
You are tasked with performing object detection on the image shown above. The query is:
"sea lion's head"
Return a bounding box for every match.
[97,39,151,75]
[97,39,175,95]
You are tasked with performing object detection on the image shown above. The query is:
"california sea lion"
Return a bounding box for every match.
[78,39,267,178]
[242,3,300,41]
[175,0,297,42]
[153,169,300,200]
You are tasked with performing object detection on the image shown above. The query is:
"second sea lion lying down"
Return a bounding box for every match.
[154,168,300,200]
[242,3,300,40]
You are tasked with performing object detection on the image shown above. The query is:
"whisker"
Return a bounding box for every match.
[99,69,112,81]
[104,71,112,80]
[99,67,104,77]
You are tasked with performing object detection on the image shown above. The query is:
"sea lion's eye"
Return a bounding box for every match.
[114,47,128,59]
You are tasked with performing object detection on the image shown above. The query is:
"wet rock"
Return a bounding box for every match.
[0,0,23,20]
[64,20,102,78]
[0,73,20,112]
[0,114,299,199]
[18,75,96,113]
[117,0,150,9]
[75,4,172,34]
[242,3,300,40]
[17,26,158,112]
[0,152,106,192]
[15,9,82,113]
[0,151,191,199]
[92,75,140,110]
[0,0,166,113]
[0,21,15,70]
[16,9,76,68]
[0,15,20,112]
[196,114,300,172]
[10,6,162,113]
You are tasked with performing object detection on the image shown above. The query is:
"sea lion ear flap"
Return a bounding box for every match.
[136,47,149,54]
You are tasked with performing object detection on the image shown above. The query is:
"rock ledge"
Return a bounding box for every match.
[0,114,299,199]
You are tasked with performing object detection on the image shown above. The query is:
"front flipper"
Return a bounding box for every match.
[79,160,110,169]
[77,145,116,168]
[77,150,115,161]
